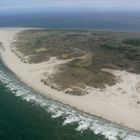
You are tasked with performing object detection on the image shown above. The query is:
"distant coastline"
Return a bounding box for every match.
[1,11,140,32]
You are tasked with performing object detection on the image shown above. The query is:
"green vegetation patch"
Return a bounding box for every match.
[100,44,113,50]
[13,29,140,95]
[123,39,140,46]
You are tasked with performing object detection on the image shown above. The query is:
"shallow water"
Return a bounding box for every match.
[0,60,140,140]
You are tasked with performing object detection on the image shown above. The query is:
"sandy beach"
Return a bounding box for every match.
[0,28,140,132]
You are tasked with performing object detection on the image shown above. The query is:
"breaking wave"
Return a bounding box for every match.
[0,63,140,140]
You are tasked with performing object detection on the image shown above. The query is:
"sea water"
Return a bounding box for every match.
[0,59,140,140]
[0,11,140,32]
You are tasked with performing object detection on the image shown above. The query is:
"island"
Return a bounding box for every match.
[0,28,140,132]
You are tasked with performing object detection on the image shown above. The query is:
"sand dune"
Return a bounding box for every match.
[0,28,140,131]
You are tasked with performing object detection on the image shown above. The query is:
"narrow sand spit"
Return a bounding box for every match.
[0,28,140,131]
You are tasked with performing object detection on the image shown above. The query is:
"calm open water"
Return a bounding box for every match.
[0,11,140,32]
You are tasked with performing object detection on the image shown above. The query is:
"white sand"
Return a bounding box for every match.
[0,28,140,131]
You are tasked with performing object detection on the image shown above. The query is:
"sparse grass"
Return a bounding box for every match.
[13,29,140,94]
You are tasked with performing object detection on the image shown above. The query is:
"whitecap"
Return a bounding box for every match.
[0,65,140,140]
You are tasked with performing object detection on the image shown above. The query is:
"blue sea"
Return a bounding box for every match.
[0,11,140,140]
[0,11,140,32]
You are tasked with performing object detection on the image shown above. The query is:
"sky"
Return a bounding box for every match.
[1,0,140,13]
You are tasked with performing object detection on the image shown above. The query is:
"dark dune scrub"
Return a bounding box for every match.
[13,29,140,95]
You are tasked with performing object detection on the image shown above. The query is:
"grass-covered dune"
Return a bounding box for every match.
[12,29,140,95]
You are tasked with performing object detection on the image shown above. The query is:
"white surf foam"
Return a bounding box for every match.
[0,68,140,140]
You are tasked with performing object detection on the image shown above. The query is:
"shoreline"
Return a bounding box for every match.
[1,28,140,132]
[2,26,140,34]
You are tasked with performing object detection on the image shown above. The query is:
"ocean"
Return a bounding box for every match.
[0,11,140,32]
[0,11,140,140]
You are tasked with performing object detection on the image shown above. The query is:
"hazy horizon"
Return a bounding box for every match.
[1,0,140,32]
[1,0,140,14]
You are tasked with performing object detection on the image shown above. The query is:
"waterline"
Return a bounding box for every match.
[0,62,140,140]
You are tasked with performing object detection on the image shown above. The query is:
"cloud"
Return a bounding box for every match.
[0,0,140,12]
